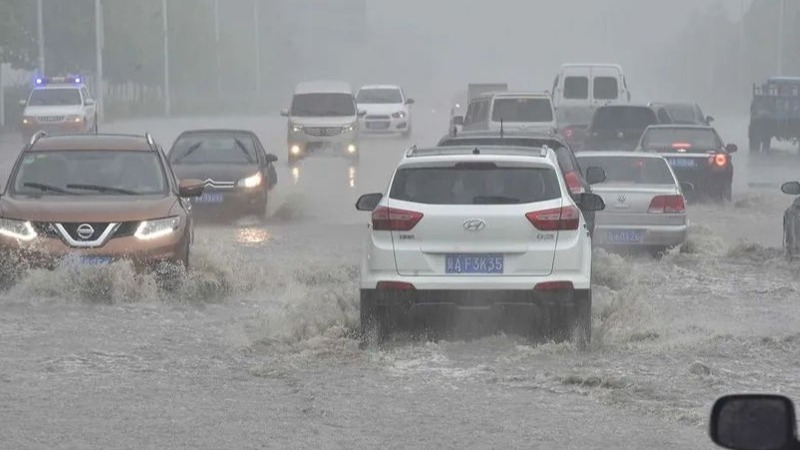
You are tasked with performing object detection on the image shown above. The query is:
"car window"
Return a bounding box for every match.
[656,108,672,124]
[356,88,402,104]
[592,107,658,131]
[13,151,168,196]
[390,165,560,205]
[27,88,82,106]
[664,104,699,123]
[641,128,722,151]
[491,98,553,123]
[290,93,355,117]
[169,134,259,164]
[576,156,675,185]
[593,77,618,100]
[563,76,589,100]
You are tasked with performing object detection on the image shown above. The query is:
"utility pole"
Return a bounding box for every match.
[0,63,5,127]
[254,0,261,100]
[777,0,785,75]
[162,0,171,116]
[37,0,45,75]
[95,0,104,122]
[214,0,221,98]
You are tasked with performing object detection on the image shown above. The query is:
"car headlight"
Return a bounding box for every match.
[238,172,262,188]
[290,123,303,133]
[0,218,37,241]
[134,216,180,240]
[392,111,407,119]
[21,116,34,125]
[66,115,84,123]
[342,123,356,132]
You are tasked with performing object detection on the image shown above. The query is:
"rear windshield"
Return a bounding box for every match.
[664,105,697,123]
[641,128,721,150]
[389,165,560,205]
[28,88,81,106]
[169,134,258,164]
[592,107,658,130]
[291,93,355,117]
[563,77,589,99]
[491,98,553,123]
[593,77,619,100]
[13,150,167,196]
[577,156,675,185]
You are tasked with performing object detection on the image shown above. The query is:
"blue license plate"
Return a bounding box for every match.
[445,254,504,274]
[195,193,223,203]
[80,256,113,265]
[666,157,697,168]
[605,230,643,243]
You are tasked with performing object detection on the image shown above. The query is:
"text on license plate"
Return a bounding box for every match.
[80,256,113,265]
[195,193,223,203]
[445,254,504,274]
[666,158,697,168]
[605,230,643,243]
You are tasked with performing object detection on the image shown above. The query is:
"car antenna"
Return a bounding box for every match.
[473,147,480,155]
[500,118,504,140]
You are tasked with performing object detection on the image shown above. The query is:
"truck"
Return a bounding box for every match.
[748,76,800,153]
[449,83,508,135]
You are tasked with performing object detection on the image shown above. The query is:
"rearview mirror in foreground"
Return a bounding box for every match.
[782,181,800,196]
[576,193,605,212]
[726,143,738,153]
[710,394,797,450]
[178,179,205,198]
[585,166,606,185]
[356,193,383,211]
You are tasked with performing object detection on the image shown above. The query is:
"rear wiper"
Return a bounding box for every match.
[473,195,520,204]
[23,182,69,194]
[66,184,138,195]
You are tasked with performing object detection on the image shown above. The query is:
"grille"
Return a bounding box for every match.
[32,221,140,242]
[304,127,343,137]
[37,116,65,123]
[60,222,113,241]
[366,121,391,130]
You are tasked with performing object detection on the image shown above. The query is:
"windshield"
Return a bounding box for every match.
[642,128,721,150]
[291,93,356,117]
[356,88,402,104]
[491,98,553,123]
[13,151,167,196]
[169,134,258,164]
[664,105,697,123]
[390,165,559,205]
[27,88,82,106]
[592,106,658,130]
[577,156,675,185]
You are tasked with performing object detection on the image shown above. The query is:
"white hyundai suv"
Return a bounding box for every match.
[355,144,606,347]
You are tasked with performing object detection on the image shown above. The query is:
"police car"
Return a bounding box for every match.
[19,76,98,144]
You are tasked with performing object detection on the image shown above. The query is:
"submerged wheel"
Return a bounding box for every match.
[359,290,389,349]
[571,290,592,350]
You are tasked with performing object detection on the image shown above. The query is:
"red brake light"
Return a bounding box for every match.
[377,281,415,291]
[372,206,423,231]
[564,171,583,194]
[526,205,580,231]
[534,281,574,291]
[711,153,727,167]
[648,195,685,214]
[672,142,692,149]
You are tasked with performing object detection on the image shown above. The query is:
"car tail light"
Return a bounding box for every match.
[534,281,574,291]
[709,153,728,167]
[672,142,692,149]
[648,195,685,213]
[564,171,583,194]
[377,281,415,291]
[372,206,423,231]
[526,205,580,231]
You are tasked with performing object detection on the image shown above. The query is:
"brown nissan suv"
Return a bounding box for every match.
[0,132,204,286]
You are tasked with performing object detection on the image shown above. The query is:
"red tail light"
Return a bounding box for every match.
[648,195,685,214]
[526,205,580,231]
[710,153,728,167]
[377,281,415,291]
[534,281,574,291]
[564,171,583,194]
[672,142,692,149]
[372,206,423,231]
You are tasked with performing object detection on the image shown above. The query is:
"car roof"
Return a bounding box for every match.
[768,76,800,83]
[649,101,697,107]
[560,63,623,70]
[403,145,557,164]
[438,130,567,147]
[473,91,551,100]
[575,150,667,159]
[358,84,401,90]
[32,85,82,90]
[29,134,155,152]
[294,81,352,94]
[597,104,652,109]
[644,124,713,130]
[176,128,258,137]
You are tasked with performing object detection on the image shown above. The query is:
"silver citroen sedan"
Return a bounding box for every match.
[575,151,691,257]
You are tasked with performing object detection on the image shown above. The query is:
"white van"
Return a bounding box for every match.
[551,64,631,108]
[460,91,557,134]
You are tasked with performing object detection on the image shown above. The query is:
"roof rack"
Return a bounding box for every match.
[145,132,156,151]
[29,130,47,147]
[405,145,548,158]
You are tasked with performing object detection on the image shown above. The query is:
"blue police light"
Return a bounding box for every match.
[35,77,44,86]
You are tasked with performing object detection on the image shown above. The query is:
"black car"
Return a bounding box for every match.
[581,104,661,151]
[649,101,714,126]
[634,125,736,202]
[167,129,278,219]
[436,129,607,236]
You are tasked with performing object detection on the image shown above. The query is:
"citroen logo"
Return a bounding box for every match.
[617,194,627,203]
[204,179,214,187]
[463,219,486,231]
[76,223,95,240]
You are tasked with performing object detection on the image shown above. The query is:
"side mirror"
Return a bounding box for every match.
[725,143,738,153]
[405,98,415,105]
[178,179,204,198]
[680,182,695,194]
[709,394,797,450]
[576,192,605,212]
[585,166,606,185]
[280,109,289,117]
[358,109,367,117]
[452,115,464,126]
[781,181,800,195]
[265,153,278,164]
[355,192,383,211]
[706,115,715,123]
[85,99,95,106]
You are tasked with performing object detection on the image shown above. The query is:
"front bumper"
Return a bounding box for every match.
[287,129,360,159]
[20,121,89,139]
[188,186,266,215]
[359,115,409,134]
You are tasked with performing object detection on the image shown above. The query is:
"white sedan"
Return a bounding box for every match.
[355,84,414,138]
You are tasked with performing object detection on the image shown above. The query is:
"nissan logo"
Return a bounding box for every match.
[463,219,486,232]
[76,223,95,240]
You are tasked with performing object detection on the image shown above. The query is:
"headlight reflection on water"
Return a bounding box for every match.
[235,227,270,245]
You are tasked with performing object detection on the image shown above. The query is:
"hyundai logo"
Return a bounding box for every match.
[76,223,95,240]
[463,219,486,231]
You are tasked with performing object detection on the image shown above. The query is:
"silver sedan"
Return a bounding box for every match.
[575,151,691,256]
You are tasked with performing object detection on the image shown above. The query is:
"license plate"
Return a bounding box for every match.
[79,256,113,265]
[666,157,697,168]
[366,121,390,129]
[445,254,504,274]
[195,192,223,203]
[604,230,643,243]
